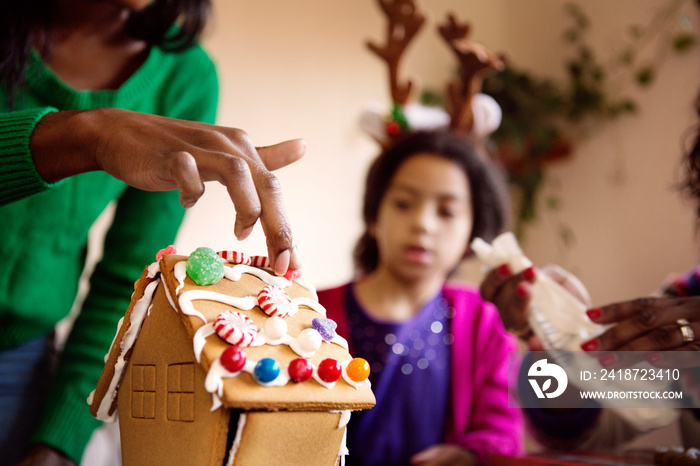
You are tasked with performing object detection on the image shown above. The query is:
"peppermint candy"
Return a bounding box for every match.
[250,255,271,269]
[257,284,293,318]
[214,311,258,347]
[217,250,251,265]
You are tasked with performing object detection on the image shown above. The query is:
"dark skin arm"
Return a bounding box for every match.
[31,108,305,275]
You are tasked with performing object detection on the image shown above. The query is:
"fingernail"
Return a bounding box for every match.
[599,353,617,367]
[516,282,530,298]
[497,264,511,277]
[290,246,302,270]
[586,308,602,321]
[523,266,536,282]
[581,338,599,351]
[646,353,662,364]
[274,249,291,276]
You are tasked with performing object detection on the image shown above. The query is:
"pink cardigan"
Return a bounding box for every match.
[318,283,524,464]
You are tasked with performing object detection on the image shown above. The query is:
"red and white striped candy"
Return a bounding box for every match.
[284,268,302,281]
[214,311,258,347]
[257,284,293,318]
[216,250,251,265]
[250,255,271,269]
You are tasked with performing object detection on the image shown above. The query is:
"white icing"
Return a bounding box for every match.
[227,412,247,466]
[311,371,336,389]
[105,317,124,363]
[174,261,187,294]
[178,290,257,324]
[94,278,160,422]
[193,323,216,363]
[293,297,327,317]
[330,334,349,351]
[224,264,291,288]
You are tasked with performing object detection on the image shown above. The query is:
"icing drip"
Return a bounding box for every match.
[331,410,352,466]
[193,323,216,363]
[226,412,247,466]
[174,261,187,294]
[178,291,257,324]
[93,278,160,422]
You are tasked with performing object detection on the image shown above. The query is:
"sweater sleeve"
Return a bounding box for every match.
[0,107,59,206]
[446,292,524,464]
[31,47,219,463]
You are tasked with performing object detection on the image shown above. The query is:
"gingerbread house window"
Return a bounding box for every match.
[167,363,195,422]
[131,364,156,420]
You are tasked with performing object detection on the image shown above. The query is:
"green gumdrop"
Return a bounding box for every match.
[186,247,224,286]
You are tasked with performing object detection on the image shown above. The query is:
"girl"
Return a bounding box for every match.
[0,1,302,464]
[318,131,523,466]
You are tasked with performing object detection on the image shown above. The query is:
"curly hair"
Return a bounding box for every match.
[0,0,211,107]
[353,130,510,275]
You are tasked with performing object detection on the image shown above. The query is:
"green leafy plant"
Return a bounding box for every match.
[479,0,697,238]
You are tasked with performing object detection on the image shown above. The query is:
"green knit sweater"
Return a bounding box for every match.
[0,44,218,462]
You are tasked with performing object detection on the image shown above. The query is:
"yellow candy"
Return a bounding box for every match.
[346,357,370,382]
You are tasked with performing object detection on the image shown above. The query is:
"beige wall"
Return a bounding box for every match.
[176,0,700,306]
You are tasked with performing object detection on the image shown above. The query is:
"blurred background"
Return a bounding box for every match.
[177,0,700,307]
[83,0,700,455]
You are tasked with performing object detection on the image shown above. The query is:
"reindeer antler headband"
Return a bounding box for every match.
[360,0,505,147]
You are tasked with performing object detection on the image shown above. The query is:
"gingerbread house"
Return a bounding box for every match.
[89,248,375,465]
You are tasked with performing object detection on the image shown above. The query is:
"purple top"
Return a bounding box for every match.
[344,286,452,465]
[318,283,524,465]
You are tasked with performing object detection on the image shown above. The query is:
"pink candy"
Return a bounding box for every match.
[217,250,251,265]
[257,284,294,318]
[284,269,302,281]
[156,245,177,261]
[214,311,258,347]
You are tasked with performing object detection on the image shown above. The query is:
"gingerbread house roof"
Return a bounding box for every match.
[89,250,375,421]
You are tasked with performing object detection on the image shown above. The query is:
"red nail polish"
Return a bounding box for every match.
[523,266,536,282]
[599,353,617,367]
[497,264,511,277]
[586,308,602,321]
[581,338,599,351]
[646,353,662,364]
[516,282,530,298]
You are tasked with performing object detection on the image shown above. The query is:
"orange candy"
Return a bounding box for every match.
[346,357,370,382]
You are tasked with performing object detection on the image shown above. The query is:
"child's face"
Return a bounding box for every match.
[371,153,473,283]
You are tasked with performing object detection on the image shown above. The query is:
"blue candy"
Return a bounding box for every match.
[254,357,280,383]
[312,318,337,342]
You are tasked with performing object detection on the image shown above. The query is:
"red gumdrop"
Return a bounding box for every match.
[220,346,246,373]
[288,358,313,382]
[317,358,342,383]
[284,268,302,281]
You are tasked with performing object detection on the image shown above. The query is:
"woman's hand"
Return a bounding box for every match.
[581,296,700,357]
[31,108,306,274]
[410,444,477,466]
[15,444,75,466]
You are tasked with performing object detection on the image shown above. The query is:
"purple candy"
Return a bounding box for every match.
[312,318,337,342]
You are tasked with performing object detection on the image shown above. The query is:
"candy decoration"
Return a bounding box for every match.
[257,284,293,318]
[255,358,280,383]
[346,358,371,382]
[156,245,177,261]
[250,255,271,269]
[283,268,302,281]
[219,346,247,373]
[296,328,323,354]
[214,311,258,347]
[317,358,342,383]
[186,247,224,285]
[263,316,288,340]
[217,250,251,265]
[288,358,313,383]
[312,318,337,342]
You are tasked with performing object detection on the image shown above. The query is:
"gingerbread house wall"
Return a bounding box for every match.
[117,282,230,466]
